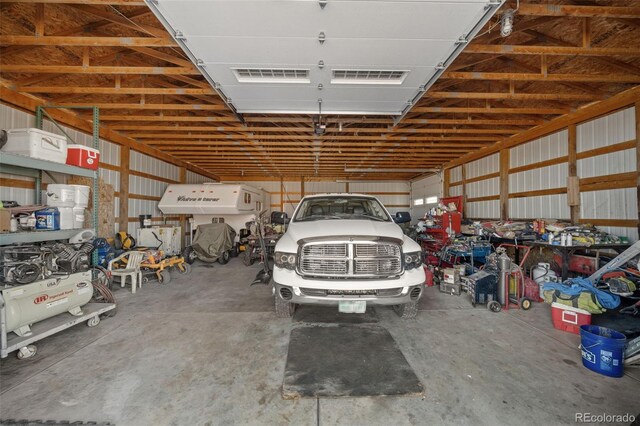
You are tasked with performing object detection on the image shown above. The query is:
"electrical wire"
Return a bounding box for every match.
[473,0,520,40]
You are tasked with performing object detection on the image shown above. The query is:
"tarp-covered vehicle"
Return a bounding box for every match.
[183,223,236,265]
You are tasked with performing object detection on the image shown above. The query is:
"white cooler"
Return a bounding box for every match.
[4,128,67,163]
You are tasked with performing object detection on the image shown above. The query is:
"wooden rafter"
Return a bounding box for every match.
[0,0,638,180]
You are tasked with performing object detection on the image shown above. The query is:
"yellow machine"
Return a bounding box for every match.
[139,250,191,284]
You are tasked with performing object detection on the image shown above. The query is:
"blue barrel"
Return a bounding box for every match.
[579,325,626,378]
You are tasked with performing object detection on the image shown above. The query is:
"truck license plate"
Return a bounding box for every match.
[338,301,366,314]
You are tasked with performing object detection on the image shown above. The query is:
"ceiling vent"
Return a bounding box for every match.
[232,68,310,84]
[331,69,409,85]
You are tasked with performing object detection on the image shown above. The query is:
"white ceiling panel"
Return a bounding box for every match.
[157,0,487,39]
[223,85,419,102]
[187,38,454,67]
[147,0,503,116]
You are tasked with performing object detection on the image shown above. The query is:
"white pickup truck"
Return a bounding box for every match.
[272,194,426,318]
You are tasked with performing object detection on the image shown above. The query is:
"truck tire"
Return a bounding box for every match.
[274,293,295,318]
[394,300,418,319]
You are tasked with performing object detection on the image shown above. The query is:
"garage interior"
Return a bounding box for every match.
[0,0,639,424]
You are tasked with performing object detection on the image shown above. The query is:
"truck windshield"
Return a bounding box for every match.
[293,196,391,222]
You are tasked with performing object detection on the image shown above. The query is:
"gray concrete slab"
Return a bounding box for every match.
[1,259,638,425]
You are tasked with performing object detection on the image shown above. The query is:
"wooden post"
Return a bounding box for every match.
[568,124,580,224]
[636,102,640,236]
[345,181,350,193]
[443,168,450,197]
[300,176,305,198]
[279,177,284,212]
[179,166,187,248]
[118,145,130,233]
[461,164,467,206]
[500,148,509,220]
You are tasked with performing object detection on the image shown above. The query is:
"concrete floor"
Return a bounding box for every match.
[1,259,638,425]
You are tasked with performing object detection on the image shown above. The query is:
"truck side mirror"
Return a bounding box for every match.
[393,211,411,224]
[271,211,289,224]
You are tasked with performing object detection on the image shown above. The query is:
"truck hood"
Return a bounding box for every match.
[277,219,402,247]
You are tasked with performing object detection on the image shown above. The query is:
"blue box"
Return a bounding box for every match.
[35,207,60,230]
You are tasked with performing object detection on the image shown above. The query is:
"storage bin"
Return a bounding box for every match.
[73,207,85,229]
[66,145,100,170]
[4,128,67,163]
[551,302,591,334]
[59,207,74,230]
[46,184,76,207]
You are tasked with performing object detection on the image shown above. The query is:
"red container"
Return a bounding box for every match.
[424,265,434,287]
[551,302,591,334]
[66,144,100,170]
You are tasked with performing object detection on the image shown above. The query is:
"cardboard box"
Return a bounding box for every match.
[0,210,11,232]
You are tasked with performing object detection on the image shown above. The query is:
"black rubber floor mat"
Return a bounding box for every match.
[293,305,378,324]
[283,324,423,398]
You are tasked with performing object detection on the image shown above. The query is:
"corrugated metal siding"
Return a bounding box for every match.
[450,166,462,183]
[467,177,499,198]
[510,130,568,168]
[465,153,499,179]
[580,188,636,221]
[466,200,499,219]
[130,151,179,182]
[186,170,214,184]
[577,107,635,152]
[577,107,637,241]
[449,185,463,197]
[578,149,636,179]
[509,163,568,192]
[510,194,570,220]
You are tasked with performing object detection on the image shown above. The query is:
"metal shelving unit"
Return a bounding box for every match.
[0,107,100,261]
[0,106,115,360]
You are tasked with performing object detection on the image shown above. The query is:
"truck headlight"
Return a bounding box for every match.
[404,251,422,270]
[275,251,297,270]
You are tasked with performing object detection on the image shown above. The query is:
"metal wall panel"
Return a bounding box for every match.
[509,163,568,192]
[186,170,214,184]
[449,185,463,197]
[577,107,635,152]
[578,149,636,179]
[580,188,636,220]
[510,130,568,168]
[450,166,462,183]
[465,153,498,179]
[130,151,180,182]
[466,200,499,219]
[509,194,570,220]
[467,177,499,198]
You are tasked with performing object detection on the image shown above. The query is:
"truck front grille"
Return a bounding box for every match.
[298,240,402,278]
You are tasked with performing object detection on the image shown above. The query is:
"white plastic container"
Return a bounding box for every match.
[70,185,90,208]
[46,184,76,207]
[4,128,67,163]
[59,207,74,230]
[73,207,85,229]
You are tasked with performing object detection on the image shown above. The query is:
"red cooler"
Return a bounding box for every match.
[67,144,100,170]
[551,302,591,334]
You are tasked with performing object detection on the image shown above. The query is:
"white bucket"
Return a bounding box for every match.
[69,185,90,208]
[59,207,74,230]
[73,207,85,229]
[46,184,75,207]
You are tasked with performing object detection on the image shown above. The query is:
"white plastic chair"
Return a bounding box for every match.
[108,251,145,294]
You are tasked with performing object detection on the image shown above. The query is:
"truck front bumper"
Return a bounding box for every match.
[273,282,423,306]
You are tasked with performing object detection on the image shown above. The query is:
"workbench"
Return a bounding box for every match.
[526,241,631,281]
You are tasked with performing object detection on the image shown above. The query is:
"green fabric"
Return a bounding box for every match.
[543,289,606,314]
